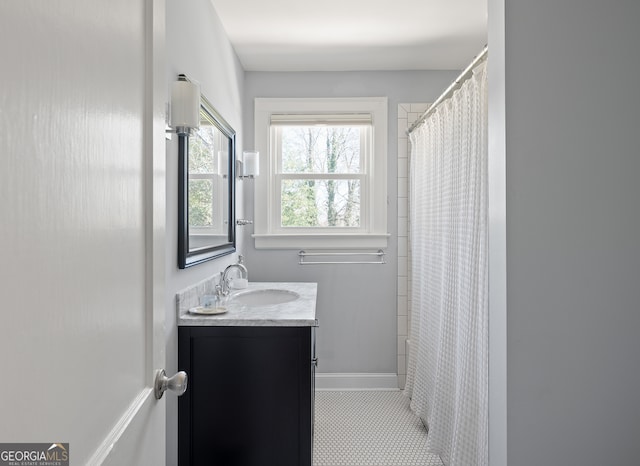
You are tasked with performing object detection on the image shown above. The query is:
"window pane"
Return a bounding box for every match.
[189,179,214,227]
[281,179,361,227]
[280,126,362,174]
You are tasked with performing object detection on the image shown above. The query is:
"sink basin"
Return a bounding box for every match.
[230,289,300,306]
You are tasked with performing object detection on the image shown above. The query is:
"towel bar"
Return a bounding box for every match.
[298,250,385,265]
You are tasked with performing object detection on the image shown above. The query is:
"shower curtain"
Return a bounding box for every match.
[404,61,488,466]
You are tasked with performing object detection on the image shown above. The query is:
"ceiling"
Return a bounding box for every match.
[209,0,487,72]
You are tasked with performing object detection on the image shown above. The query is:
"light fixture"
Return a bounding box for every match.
[168,74,200,135]
[239,150,259,178]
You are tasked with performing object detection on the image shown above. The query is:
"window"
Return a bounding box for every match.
[188,110,229,243]
[254,98,388,249]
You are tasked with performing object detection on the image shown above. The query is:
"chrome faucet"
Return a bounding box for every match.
[218,255,248,296]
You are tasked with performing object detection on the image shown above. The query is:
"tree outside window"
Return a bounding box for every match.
[278,126,364,228]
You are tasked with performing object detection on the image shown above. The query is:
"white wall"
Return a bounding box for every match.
[243,71,458,377]
[490,0,640,464]
[165,1,245,464]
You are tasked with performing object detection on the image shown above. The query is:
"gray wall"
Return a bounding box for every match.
[489,0,640,464]
[243,71,458,374]
[165,1,245,464]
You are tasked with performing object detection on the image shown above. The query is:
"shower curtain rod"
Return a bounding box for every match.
[407,45,488,135]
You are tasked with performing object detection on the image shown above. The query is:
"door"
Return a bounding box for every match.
[0,1,167,464]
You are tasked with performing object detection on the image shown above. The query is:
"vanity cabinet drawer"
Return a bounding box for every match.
[178,326,313,466]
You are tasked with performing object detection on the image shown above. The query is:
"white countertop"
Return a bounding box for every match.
[177,282,318,327]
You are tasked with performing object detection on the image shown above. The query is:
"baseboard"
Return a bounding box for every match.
[315,373,399,391]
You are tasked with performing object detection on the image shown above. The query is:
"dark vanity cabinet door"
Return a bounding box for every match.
[178,326,314,466]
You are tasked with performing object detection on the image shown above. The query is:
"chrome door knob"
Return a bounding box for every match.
[154,369,188,400]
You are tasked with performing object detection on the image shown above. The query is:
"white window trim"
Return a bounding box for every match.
[253,97,389,249]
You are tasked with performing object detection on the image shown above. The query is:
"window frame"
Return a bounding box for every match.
[253,97,388,249]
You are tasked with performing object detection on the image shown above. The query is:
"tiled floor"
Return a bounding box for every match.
[313,390,443,466]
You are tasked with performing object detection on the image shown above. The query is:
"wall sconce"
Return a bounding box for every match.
[238,150,259,179]
[167,74,200,136]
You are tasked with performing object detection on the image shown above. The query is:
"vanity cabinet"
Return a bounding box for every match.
[178,325,315,466]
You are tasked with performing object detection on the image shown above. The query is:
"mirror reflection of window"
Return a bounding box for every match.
[188,112,229,242]
[178,95,235,268]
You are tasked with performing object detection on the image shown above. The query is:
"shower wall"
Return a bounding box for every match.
[397,103,431,389]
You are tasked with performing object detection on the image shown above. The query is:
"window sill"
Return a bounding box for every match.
[252,233,389,250]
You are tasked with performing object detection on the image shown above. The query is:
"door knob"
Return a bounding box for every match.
[154,369,188,400]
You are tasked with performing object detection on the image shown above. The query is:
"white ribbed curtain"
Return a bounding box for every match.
[405,61,488,466]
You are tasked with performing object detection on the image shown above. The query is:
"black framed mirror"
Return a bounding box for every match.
[178,95,236,268]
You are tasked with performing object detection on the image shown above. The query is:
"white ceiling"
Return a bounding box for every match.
[209,0,488,72]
